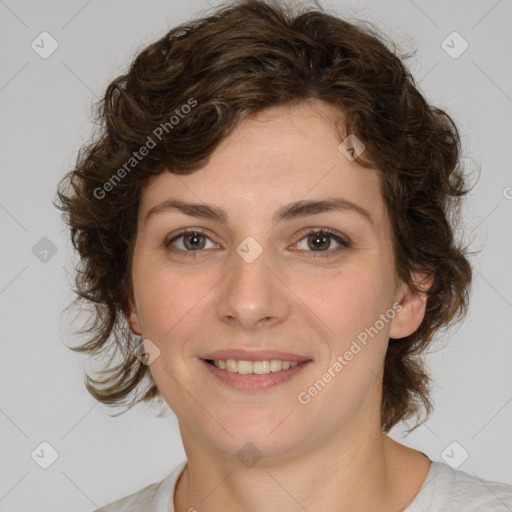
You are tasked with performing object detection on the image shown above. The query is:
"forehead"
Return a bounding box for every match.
[139,100,385,228]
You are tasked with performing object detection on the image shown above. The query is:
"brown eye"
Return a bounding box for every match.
[165,229,218,255]
[295,229,350,256]
[180,232,207,250]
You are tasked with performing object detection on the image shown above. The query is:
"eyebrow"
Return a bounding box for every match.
[145,197,373,226]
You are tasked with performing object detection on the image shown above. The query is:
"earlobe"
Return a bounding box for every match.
[125,298,142,336]
[389,272,434,340]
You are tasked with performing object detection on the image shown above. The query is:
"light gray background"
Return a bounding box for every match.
[1,0,511,510]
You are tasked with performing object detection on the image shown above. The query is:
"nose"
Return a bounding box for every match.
[215,246,291,331]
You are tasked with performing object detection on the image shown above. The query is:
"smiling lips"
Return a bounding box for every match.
[200,349,311,362]
[201,349,310,374]
[209,358,302,374]
[200,349,312,390]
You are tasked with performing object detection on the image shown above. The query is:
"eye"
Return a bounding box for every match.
[165,229,219,256]
[293,228,350,257]
[164,227,351,258]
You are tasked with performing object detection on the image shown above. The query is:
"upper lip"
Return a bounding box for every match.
[200,349,311,362]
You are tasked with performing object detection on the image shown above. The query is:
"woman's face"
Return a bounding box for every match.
[127,100,426,458]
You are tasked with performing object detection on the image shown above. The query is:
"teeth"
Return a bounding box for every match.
[213,359,300,374]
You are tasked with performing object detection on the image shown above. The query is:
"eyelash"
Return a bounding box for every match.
[164,228,351,258]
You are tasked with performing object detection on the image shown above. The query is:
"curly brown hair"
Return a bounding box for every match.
[54,0,473,433]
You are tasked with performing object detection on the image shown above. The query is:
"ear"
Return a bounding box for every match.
[125,297,142,336]
[389,271,434,339]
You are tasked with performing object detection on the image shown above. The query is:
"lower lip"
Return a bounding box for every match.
[200,359,312,391]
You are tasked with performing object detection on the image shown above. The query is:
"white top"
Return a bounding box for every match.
[94,459,512,511]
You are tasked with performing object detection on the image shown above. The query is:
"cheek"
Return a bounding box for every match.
[131,263,225,415]
[132,259,212,340]
[303,271,392,409]
[133,268,208,413]
[304,266,391,340]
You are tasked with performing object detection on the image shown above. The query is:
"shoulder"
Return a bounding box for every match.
[407,460,512,511]
[91,461,187,512]
[94,481,161,512]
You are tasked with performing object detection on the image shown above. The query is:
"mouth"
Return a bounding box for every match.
[199,357,312,391]
[203,358,308,374]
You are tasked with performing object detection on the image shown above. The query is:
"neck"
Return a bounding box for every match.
[174,420,430,512]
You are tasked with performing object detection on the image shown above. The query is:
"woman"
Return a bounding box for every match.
[55,0,512,510]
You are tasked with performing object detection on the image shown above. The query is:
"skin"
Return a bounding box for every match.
[127,100,433,512]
